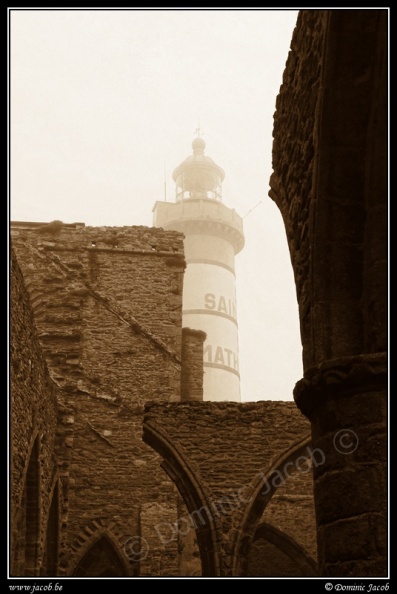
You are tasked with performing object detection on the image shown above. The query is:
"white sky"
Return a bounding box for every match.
[9,8,302,402]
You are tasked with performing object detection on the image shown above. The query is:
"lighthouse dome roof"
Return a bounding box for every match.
[172,138,225,184]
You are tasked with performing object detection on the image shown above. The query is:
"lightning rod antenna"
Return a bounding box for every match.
[243,200,263,219]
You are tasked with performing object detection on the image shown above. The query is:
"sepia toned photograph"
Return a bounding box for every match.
[8,7,389,583]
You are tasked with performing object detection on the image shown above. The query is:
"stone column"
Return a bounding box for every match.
[269,9,388,576]
[294,354,387,576]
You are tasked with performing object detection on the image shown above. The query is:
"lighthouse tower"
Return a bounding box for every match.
[153,137,245,402]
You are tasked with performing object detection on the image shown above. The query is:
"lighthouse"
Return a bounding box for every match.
[153,136,245,402]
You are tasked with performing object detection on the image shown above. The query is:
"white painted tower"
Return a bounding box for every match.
[153,137,244,401]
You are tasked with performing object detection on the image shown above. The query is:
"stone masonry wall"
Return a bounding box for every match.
[10,249,60,575]
[11,223,191,576]
[269,10,388,576]
[262,459,317,562]
[143,401,315,576]
[269,10,326,372]
[247,538,305,576]
[270,9,388,370]
[181,328,207,402]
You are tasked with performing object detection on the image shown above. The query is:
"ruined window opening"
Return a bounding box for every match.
[73,535,130,577]
[24,437,40,576]
[43,481,60,576]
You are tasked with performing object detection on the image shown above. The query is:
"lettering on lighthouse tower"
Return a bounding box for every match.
[204,293,237,321]
[203,344,240,376]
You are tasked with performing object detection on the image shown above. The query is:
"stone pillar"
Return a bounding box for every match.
[294,354,388,576]
[269,9,388,577]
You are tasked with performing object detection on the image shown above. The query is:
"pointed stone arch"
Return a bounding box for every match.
[247,522,318,576]
[69,525,134,577]
[11,432,42,576]
[43,479,60,576]
[232,434,314,576]
[143,420,222,576]
[23,435,41,576]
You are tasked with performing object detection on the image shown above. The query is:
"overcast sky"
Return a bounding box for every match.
[9,8,302,402]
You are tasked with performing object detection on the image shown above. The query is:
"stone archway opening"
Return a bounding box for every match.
[43,481,60,576]
[143,419,222,576]
[246,522,318,577]
[73,535,130,577]
[24,437,41,576]
[232,435,318,576]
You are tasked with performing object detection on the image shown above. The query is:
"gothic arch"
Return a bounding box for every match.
[143,421,222,576]
[247,522,318,577]
[70,527,133,577]
[23,435,41,576]
[232,434,313,576]
[43,480,60,576]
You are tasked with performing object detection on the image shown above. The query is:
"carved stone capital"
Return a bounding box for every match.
[294,352,388,418]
